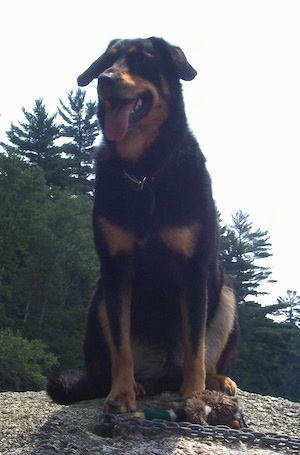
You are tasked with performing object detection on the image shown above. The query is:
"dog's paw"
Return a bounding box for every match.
[104,388,136,413]
[205,374,237,396]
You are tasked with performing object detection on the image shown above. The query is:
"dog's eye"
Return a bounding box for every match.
[129,51,152,67]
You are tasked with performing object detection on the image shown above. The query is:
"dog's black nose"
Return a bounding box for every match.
[99,71,115,82]
[98,71,118,98]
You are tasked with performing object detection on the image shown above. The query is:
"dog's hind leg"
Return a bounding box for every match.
[205,284,237,396]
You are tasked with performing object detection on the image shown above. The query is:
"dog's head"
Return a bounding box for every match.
[78,38,197,159]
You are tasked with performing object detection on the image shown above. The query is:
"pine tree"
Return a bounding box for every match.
[229,302,300,400]
[220,210,276,303]
[58,89,98,194]
[1,99,66,188]
[271,290,300,328]
[0,152,98,370]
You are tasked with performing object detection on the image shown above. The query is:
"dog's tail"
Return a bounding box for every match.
[46,369,103,405]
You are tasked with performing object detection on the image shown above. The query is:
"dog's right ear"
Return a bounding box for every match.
[77,39,120,87]
[77,53,108,87]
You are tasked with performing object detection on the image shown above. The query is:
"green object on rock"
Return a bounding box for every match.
[143,409,173,421]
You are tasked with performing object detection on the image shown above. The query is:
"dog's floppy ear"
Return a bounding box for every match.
[151,38,197,81]
[168,45,197,81]
[77,54,108,87]
[77,39,120,87]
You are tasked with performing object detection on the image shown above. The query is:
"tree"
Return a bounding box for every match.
[219,212,300,401]
[271,290,300,328]
[1,99,67,188]
[0,150,49,326]
[220,210,276,303]
[58,89,98,194]
[229,303,300,401]
[0,152,98,371]
[0,329,58,391]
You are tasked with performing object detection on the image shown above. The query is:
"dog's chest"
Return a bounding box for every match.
[95,182,201,261]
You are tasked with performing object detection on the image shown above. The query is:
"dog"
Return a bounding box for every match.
[46,37,238,413]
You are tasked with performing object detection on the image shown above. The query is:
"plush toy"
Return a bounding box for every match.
[135,390,246,429]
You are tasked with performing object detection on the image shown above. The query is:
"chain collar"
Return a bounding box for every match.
[122,170,150,192]
[122,143,178,193]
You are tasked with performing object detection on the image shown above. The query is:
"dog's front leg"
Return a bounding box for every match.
[180,273,207,397]
[98,259,136,413]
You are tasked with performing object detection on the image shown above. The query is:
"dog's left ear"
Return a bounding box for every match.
[168,45,197,81]
[151,38,197,81]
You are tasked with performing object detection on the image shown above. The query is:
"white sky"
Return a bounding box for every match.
[1,0,300,305]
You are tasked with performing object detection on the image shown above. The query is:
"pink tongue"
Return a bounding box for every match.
[104,100,136,142]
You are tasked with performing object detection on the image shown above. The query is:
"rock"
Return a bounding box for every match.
[0,389,299,454]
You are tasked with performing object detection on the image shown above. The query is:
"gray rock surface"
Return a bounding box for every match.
[0,389,299,454]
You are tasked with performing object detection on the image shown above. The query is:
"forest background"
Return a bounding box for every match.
[0,91,299,402]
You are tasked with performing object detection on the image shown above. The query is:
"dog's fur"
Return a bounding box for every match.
[46,37,238,412]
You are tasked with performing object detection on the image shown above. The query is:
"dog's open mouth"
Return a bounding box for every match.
[104,92,152,142]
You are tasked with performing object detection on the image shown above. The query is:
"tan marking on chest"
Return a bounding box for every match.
[159,222,201,258]
[98,216,136,256]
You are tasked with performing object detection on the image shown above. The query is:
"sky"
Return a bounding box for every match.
[1,0,300,305]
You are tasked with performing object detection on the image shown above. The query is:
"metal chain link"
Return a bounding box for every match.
[95,413,300,452]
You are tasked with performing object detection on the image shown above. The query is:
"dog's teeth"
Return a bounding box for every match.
[133,99,142,113]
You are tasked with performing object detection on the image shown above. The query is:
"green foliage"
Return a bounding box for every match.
[1,92,98,193]
[0,329,58,391]
[230,304,300,401]
[1,99,67,188]
[58,89,98,194]
[271,290,300,328]
[0,151,48,323]
[220,210,276,303]
[219,213,300,401]
[0,152,98,376]
[0,93,98,376]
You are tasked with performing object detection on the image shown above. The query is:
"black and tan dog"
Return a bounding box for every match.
[47,37,238,413]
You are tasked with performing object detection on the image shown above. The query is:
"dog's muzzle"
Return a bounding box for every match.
[98,71,153,142]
